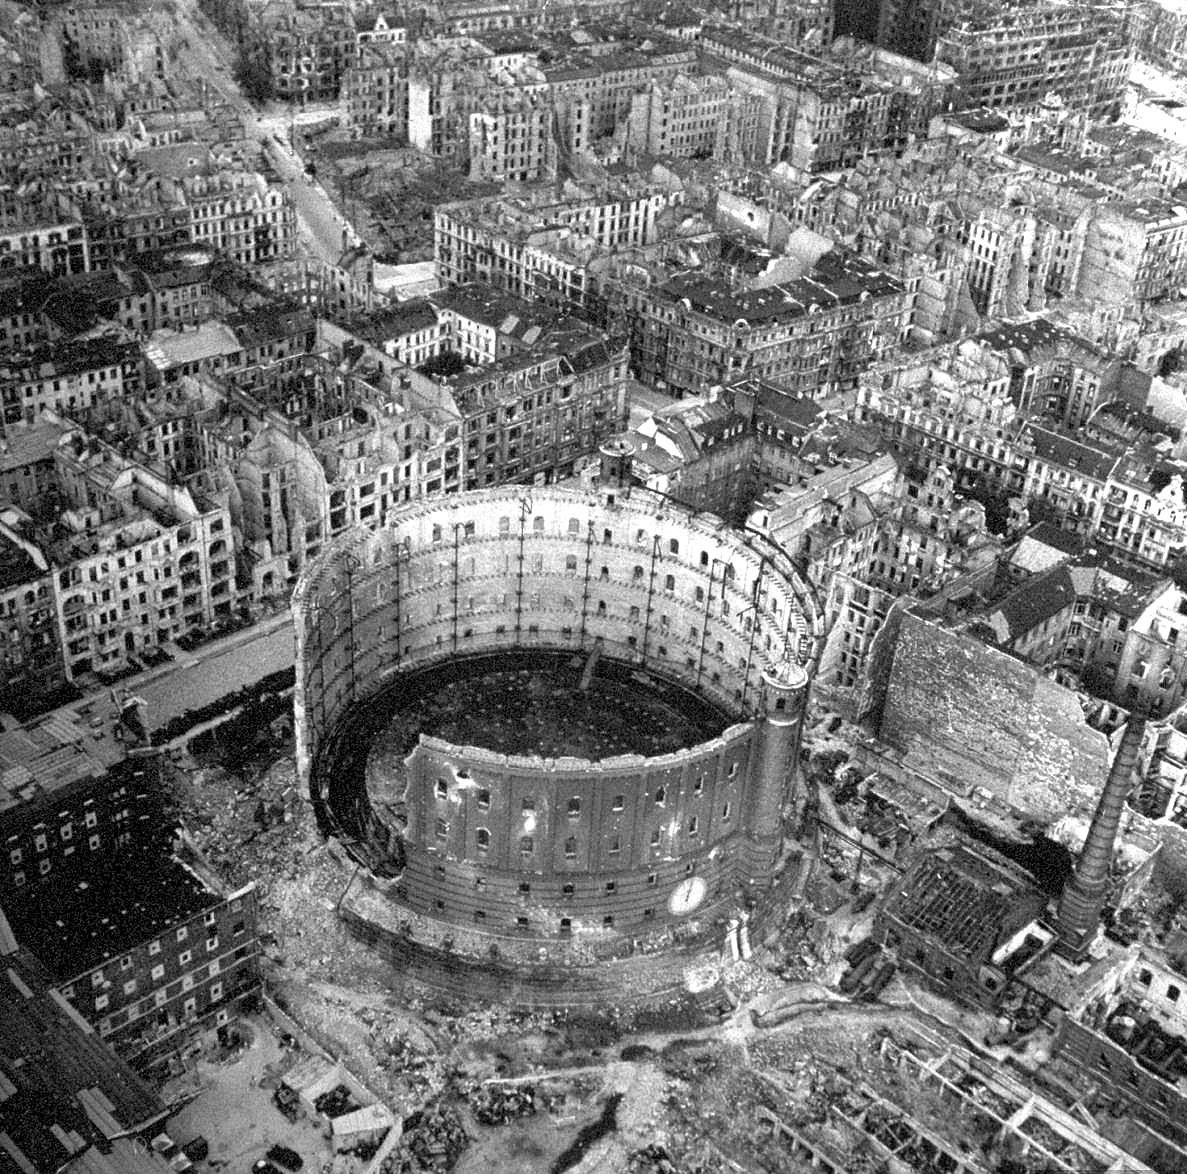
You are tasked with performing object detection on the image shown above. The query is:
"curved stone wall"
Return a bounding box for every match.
[293,485,822,997]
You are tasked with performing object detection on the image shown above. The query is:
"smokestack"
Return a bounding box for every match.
[1056,713,1146,958]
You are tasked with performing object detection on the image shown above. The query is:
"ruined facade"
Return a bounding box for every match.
[293,485,823,1002]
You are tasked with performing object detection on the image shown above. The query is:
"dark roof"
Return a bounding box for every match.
[1023,520,1083,557]
[0,937,165,1174]
[660,249,903,326]
[0,337,140,381]
[227,304,315,350]
[1094,398,1177,439]
[1025,425,1119,482]
[993,564,1077,639]
[0,529,43,592]
[130,245,216,288]
[434,283,556,338]
[977,317,1096,360]
[6,853,220,980]
[0,269,55,320]
[751,382,823,434]
[563,333,618,375]
[351,299,438,343]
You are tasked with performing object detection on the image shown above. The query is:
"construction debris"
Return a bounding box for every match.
[379,1101,469,1172]
[466,1082,536,1125]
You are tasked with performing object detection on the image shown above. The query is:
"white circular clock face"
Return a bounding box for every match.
[668,875,707,916]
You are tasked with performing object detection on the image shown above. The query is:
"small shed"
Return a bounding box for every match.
[331,1103,395,1154]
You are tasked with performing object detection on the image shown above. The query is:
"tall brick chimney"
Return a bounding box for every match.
[1056,713,1146,958]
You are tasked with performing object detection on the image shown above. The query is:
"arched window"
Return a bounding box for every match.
[564,837,577,858]
[669,538,679,555]
[519,835,534,855]
[476,829,490,852]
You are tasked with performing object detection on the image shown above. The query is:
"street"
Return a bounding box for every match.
[63,612,296,738]
[169,0,357,265]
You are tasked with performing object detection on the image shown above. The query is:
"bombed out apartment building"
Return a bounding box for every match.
[0,701,260,1076]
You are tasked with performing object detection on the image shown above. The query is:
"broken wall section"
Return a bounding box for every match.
[870,610,1113,821]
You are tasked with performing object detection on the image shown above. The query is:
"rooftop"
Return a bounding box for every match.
[0,525,44,592]
[1023,424,1120,482]
[0,711,123,813]
[660,250,902,326]
[144,321,240,370]
[0,936,166,1174]
[0,416,69,474]
[991,564,1077,640]
[6,851,220,980]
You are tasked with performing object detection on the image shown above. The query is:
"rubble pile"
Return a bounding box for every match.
[765,923,827,983]
[380,1101,469,1173]
[626,1144,717,1174]
[719,959,784,1003]
[466,1082,536,1125]
[653,1050,777,1170]
[314,1084,361,1119]
[371,1030,436,1099]
[169,756,304,893]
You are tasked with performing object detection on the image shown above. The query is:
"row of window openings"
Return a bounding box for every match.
[437,812,725,851]
[96,981,226,1018]
[93,948,218,1004]
[65,914,233,995]
[418,863,704,924]
[13,834,103,872]
[433,775,735,809]
[470,910,643,929]
[11,810,101,859]
[440,516,736,575]
[423,632,752,689]
[90,938,220,987]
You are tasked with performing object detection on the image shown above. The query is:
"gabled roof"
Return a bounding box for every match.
[991,563,1077,640]
[1008,520,1082,574]
[1024,424,1119,482]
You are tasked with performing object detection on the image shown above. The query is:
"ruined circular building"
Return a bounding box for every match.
[293,485,822,1005]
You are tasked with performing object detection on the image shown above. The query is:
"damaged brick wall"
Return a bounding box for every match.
[873,611,1111,821]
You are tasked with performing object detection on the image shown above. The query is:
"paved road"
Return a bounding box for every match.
[170,2,357,266]
[64,612,296,737]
